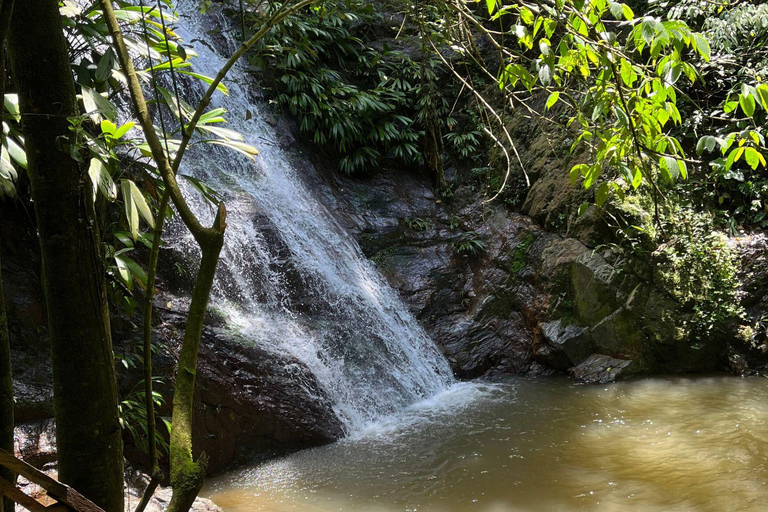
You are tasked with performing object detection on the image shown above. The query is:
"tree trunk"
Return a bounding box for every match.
[0,239,14,512]
[0,1,17,511]
[7,2,124,511]
[166,229,223,512]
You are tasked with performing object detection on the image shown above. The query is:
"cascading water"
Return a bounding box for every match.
[164,3,454,430]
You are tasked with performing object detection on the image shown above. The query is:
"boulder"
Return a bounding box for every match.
[150,306,345,474]
[569,354,633,384]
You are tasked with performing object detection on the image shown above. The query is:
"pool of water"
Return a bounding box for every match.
[204,375,768,511]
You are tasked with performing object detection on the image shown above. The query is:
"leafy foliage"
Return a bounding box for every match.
[658,0,768,230]
[654,209,743,340]
[0,94,25,198]
[453,231,488,256]
[405,217,432,232]
[250,0,465,174]
[476,0,713,208]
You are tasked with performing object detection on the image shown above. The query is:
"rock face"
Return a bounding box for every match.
[304,121,747,382]
[307,166,551,379]
[149,306,345,475]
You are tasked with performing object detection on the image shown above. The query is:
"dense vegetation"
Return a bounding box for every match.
[238,0,763,345]
[0,1,766,512]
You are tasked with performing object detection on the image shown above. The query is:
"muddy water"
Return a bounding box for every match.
[204,375,768,511]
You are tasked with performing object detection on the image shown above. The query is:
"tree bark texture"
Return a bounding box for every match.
[7,2,123,510]
[0,1,17,511]
[0,240,14,512]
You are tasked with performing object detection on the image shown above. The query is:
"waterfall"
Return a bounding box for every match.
[164,3,454,430]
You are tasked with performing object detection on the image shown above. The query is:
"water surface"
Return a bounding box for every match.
[205,375,768,511]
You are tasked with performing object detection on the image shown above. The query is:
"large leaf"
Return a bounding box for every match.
[206,139,259,160]
[197,124,244,141]
[81,85,117,123]
[116,254,148,290]
[4,94,20,122]
[95,47,116,83]
[121,179,155,240]
[3,136,26,169]
[177,70,229,95]
[181,174,222,205]
[88,158,118,201]
[114,254,133,289]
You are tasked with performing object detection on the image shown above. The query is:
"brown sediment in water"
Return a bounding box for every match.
[204,375,768,512]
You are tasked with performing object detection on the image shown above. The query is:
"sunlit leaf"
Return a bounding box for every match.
[88,158,118,202]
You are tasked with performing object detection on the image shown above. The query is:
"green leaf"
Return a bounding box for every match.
[662,156,680,181]
[95,47,115,83]
[121,179,155,241]
[206,139,259,160]
[740,93,756,117]
[758,85,768,110]
[723,100,739,114]
[114,255,133,289]
[197,124,244,141]
[620,60,635,87]
[578,202,590,217]
[622,4,634,20]
[196,107,228,125]
[609,2,623,19]
[696,136,717,155]
[692,33,710,62]
[119,255,148,290]
[745,147,761,170]
[570,163,588,185]
[88,158,117,202]
[546,91,560,110]
[101,120,117,136]
[595,182,610,206]
[4,94,20,122]
[81,85,117,123]
[113,122,135,140]
[641,18,656,44]
[177,70,228,95]
[583,164,601,189]
[180,174,222,205]
[613,106,630,129]
[486,0,496,15]
[4,136,26,169]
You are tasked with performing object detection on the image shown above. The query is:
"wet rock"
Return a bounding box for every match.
[14,419,57,468]
[569,354,633,384]
[124,467,222,512]
[309,154,736,381]
[534,320,590,370]
[152,307,345,475]
[130,488,221,512]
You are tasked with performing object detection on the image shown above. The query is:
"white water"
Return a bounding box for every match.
[164,4,454,430]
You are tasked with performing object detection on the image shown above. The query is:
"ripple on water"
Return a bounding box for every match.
[204,375,768,512]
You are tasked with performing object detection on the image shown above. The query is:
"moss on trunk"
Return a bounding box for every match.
[0,2,17,511]
[8,2,123,510]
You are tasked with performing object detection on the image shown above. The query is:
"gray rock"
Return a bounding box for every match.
[535,320,590,369]
[13,419,57,468]
[569,354,633,384]
[150,307,345,475]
